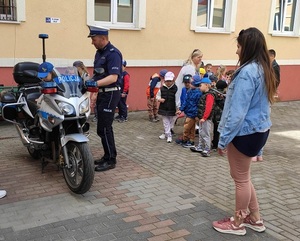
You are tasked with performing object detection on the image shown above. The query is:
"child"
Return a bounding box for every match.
[177,75,202,147]
[36,62,55,105]
[37,62,55,81]
[190,77,215,157]
[73,60,90,81]
[209,74,218,88]
[199,67,206,78]
[180,74,192,108]
[216,65,227,81]
[204,63,213,77]
[156,71,179,143]
[225,69,234,84]
[116,60,130,122]
[172,74,192,141]
[72,61,96,121]
[146,69,168,122]
[211,80,227,150]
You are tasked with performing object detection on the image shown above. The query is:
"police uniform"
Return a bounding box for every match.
[88,26,122,171]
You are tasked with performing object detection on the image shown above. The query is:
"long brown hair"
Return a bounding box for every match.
[237,28,277,103]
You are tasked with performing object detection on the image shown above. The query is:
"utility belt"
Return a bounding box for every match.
[98,87,120,93]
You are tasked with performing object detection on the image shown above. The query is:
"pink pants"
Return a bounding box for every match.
[227,143,259,218]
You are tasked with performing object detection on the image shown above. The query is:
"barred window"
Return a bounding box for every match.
[87,0,146,30]
[191,0,238,34]
[273,0,297,32]
[95,0,134,23]
[0,0,16,21]
[270,0,300,36]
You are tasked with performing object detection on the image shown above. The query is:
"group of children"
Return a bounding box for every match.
[150,63,230,157]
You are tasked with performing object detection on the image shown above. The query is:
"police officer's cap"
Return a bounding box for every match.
[87,25,109,37]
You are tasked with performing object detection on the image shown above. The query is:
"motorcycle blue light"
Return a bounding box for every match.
[41,81,57,94]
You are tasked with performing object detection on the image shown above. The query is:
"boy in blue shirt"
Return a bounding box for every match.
[177,75,202,147]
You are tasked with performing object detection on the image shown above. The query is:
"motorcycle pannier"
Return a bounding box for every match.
[0,91,16,103]
[13,62,40,84]
[0,91,17,120]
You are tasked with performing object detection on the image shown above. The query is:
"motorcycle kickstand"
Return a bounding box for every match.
[41,157,49,173]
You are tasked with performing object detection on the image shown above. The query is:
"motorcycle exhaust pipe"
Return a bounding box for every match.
[14,124,44,146]
[14,124,30,146]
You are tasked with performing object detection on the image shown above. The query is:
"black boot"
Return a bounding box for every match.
[94,157,108,165]
[95,160,116,172]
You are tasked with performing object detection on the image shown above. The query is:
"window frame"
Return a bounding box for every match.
[190,0,238,34]
[0,0,15,21]
[86,0,146,30]
[0,0,25,23]
[269,0,300,37]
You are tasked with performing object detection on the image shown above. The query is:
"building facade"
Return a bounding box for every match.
[0,0,300,111]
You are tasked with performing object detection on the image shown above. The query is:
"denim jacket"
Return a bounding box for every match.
[217,61,272,149]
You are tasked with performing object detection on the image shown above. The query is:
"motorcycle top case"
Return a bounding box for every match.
[13,62,41,84]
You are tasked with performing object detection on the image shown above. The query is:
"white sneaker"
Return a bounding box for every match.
[167,136,172,143]
[159,134,166,139]
[0,190,7,199]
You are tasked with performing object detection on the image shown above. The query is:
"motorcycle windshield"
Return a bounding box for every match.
[52,67,83,98]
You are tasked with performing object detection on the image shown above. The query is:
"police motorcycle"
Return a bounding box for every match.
[0,62,95,194]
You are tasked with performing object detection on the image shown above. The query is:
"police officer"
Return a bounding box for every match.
[85,26,122,172]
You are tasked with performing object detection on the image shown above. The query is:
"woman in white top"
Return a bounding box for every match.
[175,49,203,106]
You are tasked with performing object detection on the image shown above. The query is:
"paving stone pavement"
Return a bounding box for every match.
[0,101,299,241]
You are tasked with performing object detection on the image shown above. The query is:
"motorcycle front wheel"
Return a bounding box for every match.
[62,141,95,194]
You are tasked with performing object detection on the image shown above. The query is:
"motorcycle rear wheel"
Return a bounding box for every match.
[62,141,94,194]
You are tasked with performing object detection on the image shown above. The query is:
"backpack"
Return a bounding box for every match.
[212,90,226,124]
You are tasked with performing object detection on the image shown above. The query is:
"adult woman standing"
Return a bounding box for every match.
[212,28,277,235]
[175,49,203,105]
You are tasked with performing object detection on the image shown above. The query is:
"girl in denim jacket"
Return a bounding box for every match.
[212,28,277,236]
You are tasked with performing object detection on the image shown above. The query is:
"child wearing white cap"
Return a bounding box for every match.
[156,71,180,143]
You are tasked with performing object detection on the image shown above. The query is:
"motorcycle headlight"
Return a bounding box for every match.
[79,98,89,114]
[57,102,75,115]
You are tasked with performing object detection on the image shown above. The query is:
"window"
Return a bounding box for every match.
[86,0,146,30]
[191,0,238,33]
[0,0,16,21]
[270,0,300,36]
[0,0,25,22]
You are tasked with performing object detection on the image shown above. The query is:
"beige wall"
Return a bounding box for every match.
[0,0,300,65]
[1,0,300,106]
[0,0,94,61]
